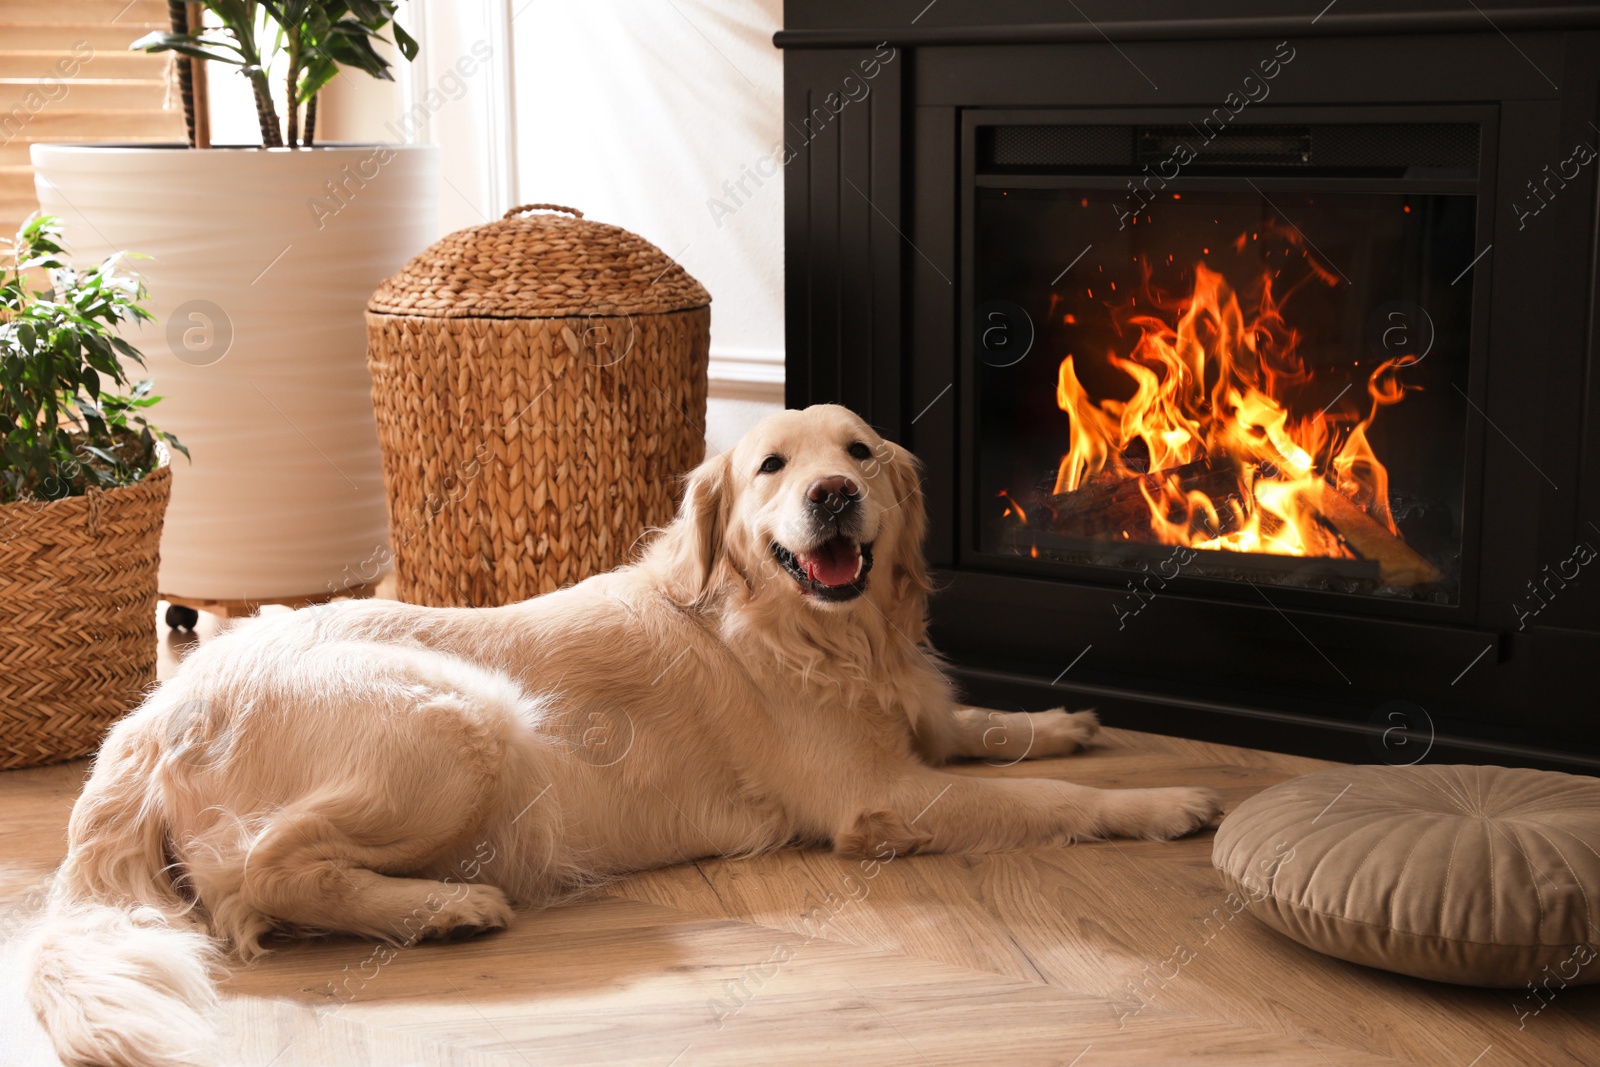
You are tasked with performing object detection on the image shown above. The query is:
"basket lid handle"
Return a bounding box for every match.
[503,203,584,219]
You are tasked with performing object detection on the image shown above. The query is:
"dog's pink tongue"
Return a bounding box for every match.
[801,540,858,587]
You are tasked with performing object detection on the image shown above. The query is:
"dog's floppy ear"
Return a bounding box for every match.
[880,440,932,630]
[655,449,732,607]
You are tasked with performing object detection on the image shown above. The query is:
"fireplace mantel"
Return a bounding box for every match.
[777,3,1600,48]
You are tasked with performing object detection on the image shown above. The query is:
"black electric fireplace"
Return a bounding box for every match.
[777,1,1600,772]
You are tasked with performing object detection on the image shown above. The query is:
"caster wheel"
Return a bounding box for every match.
[165,604,200,631]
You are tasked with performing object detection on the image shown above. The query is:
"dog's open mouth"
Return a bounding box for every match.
[771,537,874,602]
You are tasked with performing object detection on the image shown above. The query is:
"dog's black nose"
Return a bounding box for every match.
[807,475,860,514]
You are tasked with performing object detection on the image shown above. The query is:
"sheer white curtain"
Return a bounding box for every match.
[391,1,517,230]
[506,1,786,423]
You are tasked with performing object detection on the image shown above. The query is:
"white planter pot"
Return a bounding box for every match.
[31,143,439,601]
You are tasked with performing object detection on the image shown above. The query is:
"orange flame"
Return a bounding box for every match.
[1045,248,1415,559]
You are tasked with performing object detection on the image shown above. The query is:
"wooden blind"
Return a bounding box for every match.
[0,0,183,242]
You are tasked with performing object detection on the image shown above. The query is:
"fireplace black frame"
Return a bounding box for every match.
[777,1,1600,772]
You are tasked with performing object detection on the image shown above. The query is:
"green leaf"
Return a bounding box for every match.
[130,30,248,65]
[298,55,341,100]
[161,430,192,461]
[110,336,147,366]
[345,0,386,22]
[320,27,391,79]
[392,22,419,61]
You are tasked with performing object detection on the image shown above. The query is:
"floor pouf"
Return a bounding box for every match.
[1213,764,1600,987]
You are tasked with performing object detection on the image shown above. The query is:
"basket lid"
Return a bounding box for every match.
[366,204,711,319]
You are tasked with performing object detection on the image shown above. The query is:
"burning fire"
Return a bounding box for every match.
[1040,241,1421,566]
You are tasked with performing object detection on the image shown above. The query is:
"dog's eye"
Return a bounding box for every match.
[847,442,872,461]
[758,454,786,475]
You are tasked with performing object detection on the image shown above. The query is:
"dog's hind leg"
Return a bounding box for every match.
[233,799,514,945]
[178,646,549,952]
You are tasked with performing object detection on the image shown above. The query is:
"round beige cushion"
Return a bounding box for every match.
[1213,764,1600,987]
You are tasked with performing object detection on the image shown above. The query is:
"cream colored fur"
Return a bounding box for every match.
[26,404,1221,1067]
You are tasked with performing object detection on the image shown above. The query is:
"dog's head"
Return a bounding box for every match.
[652,404,927,619]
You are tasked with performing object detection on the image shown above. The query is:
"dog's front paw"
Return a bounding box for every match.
[422,885,514,941]
[835,809,935,860]
[1099,786,1224,840]
[1032,707,1100,757]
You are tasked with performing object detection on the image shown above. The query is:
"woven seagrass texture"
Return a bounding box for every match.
[367,204,712,320]
[0,462,170,769]
[367,205,711,607]
[367,308,710,608]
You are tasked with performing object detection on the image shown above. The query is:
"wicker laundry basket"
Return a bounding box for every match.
[0,460,170,770]
[365,204,711,608]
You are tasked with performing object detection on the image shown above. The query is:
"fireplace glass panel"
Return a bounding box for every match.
[975,187,1475,603]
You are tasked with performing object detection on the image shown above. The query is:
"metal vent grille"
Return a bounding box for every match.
[1138,126,1311,166]
[985,122,1480,175]
[989,125,1131,167]
[1304,123,1479,170]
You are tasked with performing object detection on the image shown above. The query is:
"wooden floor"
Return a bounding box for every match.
[2,609,1597,1065]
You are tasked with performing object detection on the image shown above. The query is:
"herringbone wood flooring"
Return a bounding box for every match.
[1,606,1595,1066]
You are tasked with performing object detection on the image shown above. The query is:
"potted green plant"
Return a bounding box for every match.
[29,1,438,614]
[0,215,188,770]
[133,1,419,150]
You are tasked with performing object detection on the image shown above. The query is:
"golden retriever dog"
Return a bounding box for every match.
[27,404,1221,1067]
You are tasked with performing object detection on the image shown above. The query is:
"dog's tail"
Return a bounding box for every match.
[26,721,221,1067]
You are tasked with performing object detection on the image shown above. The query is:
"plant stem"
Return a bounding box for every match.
[304,92,317,147]
[236,1,281,147]
[249,70,282,146]
[167,0,196,147]
[285,28,300,147]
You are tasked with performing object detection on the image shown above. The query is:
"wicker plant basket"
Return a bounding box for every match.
[365,204,711,608]
[0,460,171,770]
